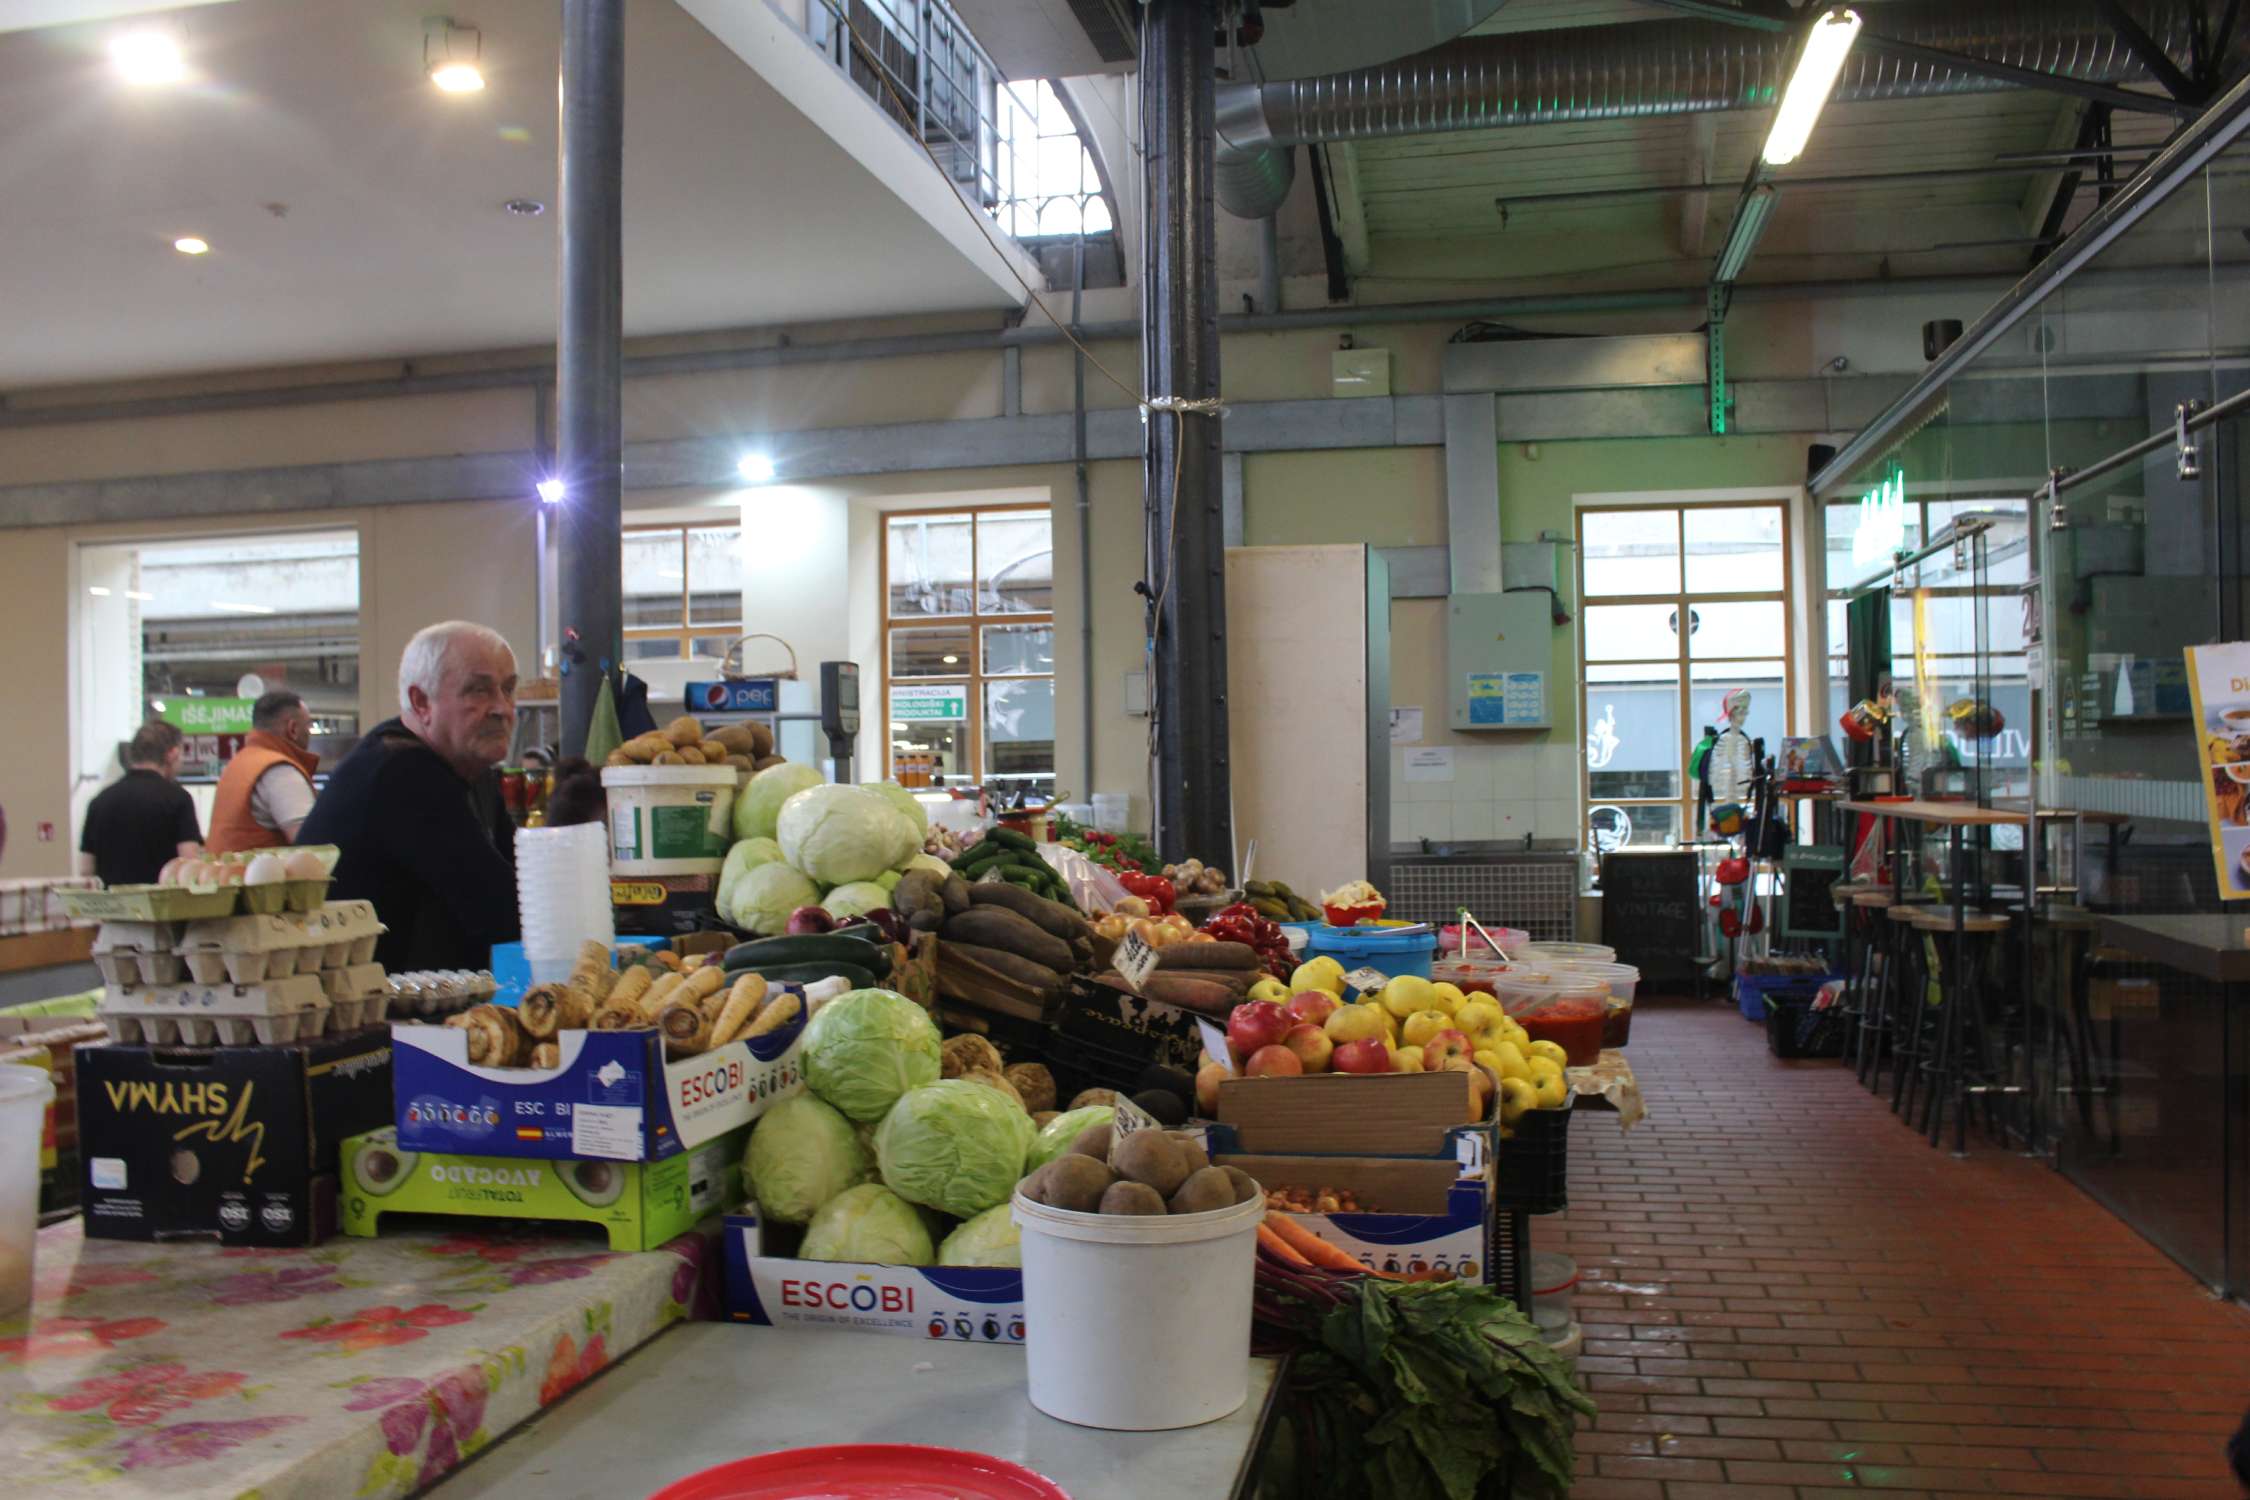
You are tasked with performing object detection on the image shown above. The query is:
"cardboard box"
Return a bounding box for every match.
[1214,1067,1479,1155]
[1051,976,1205,1072]
[76,1031,393,1246]
[390,1008,806,1163]
[722,1204,1025,1343]
[1219,1150,1494,1284]
[341,1125,745,1251]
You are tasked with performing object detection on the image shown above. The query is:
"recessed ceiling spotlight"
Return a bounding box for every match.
[425,18,485,94]
[173,236,210,256]
[737,453,776,483]
[503,198,545,217]
[110,30,185,86]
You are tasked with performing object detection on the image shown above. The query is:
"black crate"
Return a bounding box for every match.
[1040,1033,1192,1113]
[1492,1106,1570,1215]
[1051,976,1207,1073]
[1765,992,1849,1059]
[1487,1205,1528,1311]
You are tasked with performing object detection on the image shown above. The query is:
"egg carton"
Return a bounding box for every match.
[305,901,384,969]
[176,913,316,985]
[98,973,333,1046]
[94,919,194,989]
[386,969,498,1018]
[319,960,390,1007]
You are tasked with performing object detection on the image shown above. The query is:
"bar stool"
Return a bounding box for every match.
[1883,904,1934,1120]
[1845,887,1898,1089]
[1829,879,1871,1068]
[1905,905,2015,1154]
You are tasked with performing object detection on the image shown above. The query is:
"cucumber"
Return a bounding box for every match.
[722,934,893,979]
[989,827,1038,853]
[739,961,877,991]
[956,840,1002,866]
[961,855,1008,879]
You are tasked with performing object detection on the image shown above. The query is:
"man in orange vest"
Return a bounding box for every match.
[206,690,321,854]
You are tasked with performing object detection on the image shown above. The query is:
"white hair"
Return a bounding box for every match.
[398,621,514,717]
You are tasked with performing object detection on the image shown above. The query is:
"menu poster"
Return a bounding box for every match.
[2184,641,2250,900]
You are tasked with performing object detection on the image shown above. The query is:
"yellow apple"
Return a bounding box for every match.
[1391,1045,1426,1073]
[1525,1039,1569,1069]
[1497,1076,1539,1124]
[1473,1049,1505,1076]
[1377,975,1434,1018]
[1454,999,1507,1048]
[1290,959,1345,997]
[1527,1055,1568,1108]
[1489,1040,1531,1082]
[1400,1008,1456,1048]
[1498,1020,1532,1051]
[1246,976,1290,1004]
[1323,1003,1388,1045]
[1428,981,1466,1016]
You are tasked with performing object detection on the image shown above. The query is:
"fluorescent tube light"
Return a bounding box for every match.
[1762,8,1862,167]
[1714,184,1778,283]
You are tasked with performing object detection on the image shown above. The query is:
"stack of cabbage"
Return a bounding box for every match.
[742,987,1106,1268]
[717,768,951,934]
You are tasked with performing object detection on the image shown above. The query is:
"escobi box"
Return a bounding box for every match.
[389,1006,805,1162]
[721,1204,1026,1344]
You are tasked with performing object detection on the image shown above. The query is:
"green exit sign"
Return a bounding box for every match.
[889,684,966,723]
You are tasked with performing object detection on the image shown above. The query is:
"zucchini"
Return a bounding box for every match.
[722,934,893,979]
[740,961,877,991]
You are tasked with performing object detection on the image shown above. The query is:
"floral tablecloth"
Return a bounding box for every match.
[1,1217,717,1498]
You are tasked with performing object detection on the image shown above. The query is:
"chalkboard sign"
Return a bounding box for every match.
[1597,851,1705,984]
[1782,846,1846,939]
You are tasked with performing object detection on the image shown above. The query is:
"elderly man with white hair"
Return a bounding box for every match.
[298,621,522,971]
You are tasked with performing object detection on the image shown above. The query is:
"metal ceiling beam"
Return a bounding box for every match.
[2093,0,2201,98]
[1497,157,2157,210]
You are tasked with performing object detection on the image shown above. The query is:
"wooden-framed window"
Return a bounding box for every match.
[1578,501,1794,852]
[881,504,1053,790]
[622,523,744,661]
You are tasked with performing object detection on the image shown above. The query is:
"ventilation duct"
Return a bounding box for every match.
[1214,0,2203,218]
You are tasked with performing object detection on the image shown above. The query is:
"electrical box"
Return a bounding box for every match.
[1331,348,1390,398]
[1446,591,1554,731]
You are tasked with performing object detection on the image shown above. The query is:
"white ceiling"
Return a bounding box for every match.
[0,0,1030,389]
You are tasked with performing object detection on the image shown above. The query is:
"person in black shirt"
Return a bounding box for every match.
[297,621,522,972]
[79,721,203,887]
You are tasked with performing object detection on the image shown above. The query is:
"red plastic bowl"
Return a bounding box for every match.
[647,1444,1071,1500]
[1323,901,1387,928]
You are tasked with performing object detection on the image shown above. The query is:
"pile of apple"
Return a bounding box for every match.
[1199,956,1572,1132]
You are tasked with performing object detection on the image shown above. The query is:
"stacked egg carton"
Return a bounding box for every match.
[94,900,391,1045]
[386,970,499,1020]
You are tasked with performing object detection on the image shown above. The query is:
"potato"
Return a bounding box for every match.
[711,724,761,756]
[1169,1166,1235,1216]
[1170,1131,1210,1177]
[676,746,707,765]
[1021,1155,1113,1214]
[664,715,704,747]
[1100,1181,1168,1216]
[1112,1132,1190,1197]
[604,750,635,768]
[698,741,728,763]
[652,751,684,765]
[1068,1123,1114,1162]
[725,754,754,771]
[751,754,787,771]
[1221,1166,1262,1205]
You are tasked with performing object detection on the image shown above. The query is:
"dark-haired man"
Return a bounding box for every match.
[78,721,203,887]
[206,690,320,853]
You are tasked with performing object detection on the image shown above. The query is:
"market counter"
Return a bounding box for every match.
[2,1215,715,1497]
[425,1322,1283,1500]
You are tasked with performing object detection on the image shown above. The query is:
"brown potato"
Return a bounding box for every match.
[697,741,728,763]
[664,715,704,747]
[751,755,787,771]
[652,751,685,765]
[725,754,754,771]
[1021,1155,1113,1214]
[1168,1166,1235,1216]
[1100,1181,1168,1216]
[676,746,707,765]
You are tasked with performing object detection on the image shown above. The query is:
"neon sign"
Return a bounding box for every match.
[1851,465,1907,569]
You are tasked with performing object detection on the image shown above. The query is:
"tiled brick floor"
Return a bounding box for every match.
[1543,996,2250,1499]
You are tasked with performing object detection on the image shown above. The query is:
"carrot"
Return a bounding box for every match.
[1256,1222,1312,1267]
[1263,1212,1403,1280]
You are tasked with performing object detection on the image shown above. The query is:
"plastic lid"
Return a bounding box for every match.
[600,764,738,786]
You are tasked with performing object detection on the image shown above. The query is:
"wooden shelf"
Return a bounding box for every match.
[0,928,94,976]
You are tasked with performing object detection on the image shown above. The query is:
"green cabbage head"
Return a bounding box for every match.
[1027,1105,1115,1172]
[778,783,921,885]
[801,988,942,1121]
[875,1079,1035,1219]
[799,1183,935,1265]
[869,782,929,837]
[727,861,820,936]
[733,762,825,842]
[743,1093,870,1225]
[821,881,893,921]
[717,836,784,918]
[937,1203,1022,1267]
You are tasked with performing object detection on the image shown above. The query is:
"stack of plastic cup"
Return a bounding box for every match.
[0,1066,54,1315]
[516,823,615,983]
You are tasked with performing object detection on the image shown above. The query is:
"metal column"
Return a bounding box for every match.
[556,0,625,757]
[1140,0,1232,865]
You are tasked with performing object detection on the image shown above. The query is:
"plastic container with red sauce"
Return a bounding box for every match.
[1492,973,1611,1066]
[1432,954,1512,997]
[1437,923,1528,957]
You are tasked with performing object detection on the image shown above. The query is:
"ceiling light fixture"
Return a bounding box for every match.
[87,586,112,597]
[1713,184,1778,284]
[536,478,564,503]
[173,236,210,256]
[127,590,155,601]
[737,453,776,483]
[425,18,485,94]
[109,30,185,86]
[210,600,276,615]
[941,654,959,664]
[1761,7,1862,167]
[503,198,545,217]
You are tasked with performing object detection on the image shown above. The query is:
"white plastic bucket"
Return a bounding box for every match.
[1090,792,1131,834]
[1013,1188,1263,1430]
[600,766,738,875]
[0,1066,55,1314]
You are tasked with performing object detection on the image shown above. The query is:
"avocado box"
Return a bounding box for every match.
[76,1030,393,1247]
[341,1125,746,1251]
[389,1004,807,1163]
[721,1203,1026,1344]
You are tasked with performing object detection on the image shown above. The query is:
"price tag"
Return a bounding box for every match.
[1116,931,1160,993]
[1343,966,1389,996]
[1196,1018,1234,1073]
[1107,1092,1161,1149]
[569,1103,644,1161]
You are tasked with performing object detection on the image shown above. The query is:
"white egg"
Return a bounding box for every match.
[244,853,288,886]
[283,849,329,881]
[157,857,188,885]
[216,862,246,886]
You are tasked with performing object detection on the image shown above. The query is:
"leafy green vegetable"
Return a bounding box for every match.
[743,1094,870,1225]
[1026,1105,1114,1171]
[734,763,825,842]
[800,988,943,1121]
[874,1079,1034,1219]
[799,1184,934,1265]
[779,784,919,885]
[936,1203,1021,1266]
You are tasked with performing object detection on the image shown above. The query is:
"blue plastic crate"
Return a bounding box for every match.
[1733,970,1839,1023]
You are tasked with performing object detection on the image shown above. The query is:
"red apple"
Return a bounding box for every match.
[1281,1022,1333,1074]
[1226,1000,1292,1059]
[1331,1037,1392,1075]
[1285,991,1340,1027]
[1421,1029,1475,1070]
[1196,1061,1228,1113]
[1245,1044,1303,1077]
